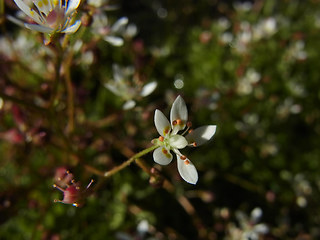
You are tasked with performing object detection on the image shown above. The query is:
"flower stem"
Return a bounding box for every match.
[64,52,75,135]
[103,145,158,177]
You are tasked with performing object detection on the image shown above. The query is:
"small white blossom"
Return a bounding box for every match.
[12,0,81,34]
[92,13,137,47]
[152,96,216,184]
[227,207,268,240]
[253,17,277,41]
[104,64,157,110]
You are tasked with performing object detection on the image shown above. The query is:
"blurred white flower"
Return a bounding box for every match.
[253,17,277,41]
[236,68,261,95]
[289,40,308,61]
[0,32,52,74]
[92,13,137,47]
[233,2,253,12]
[11,0,81,34]
[152,96,216,184]
[217,17,231,30]
[293,174,312,208]
[104,64,157,110]
[233,21,252,53]
[220,32,233,44]
[227,207,269,240]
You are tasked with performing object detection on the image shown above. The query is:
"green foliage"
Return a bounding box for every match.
[1,0,320,239]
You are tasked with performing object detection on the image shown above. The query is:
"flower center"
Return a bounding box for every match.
[46,8,65,29]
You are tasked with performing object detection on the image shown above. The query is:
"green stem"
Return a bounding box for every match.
[48,44,63,108]
[103,145,158,177]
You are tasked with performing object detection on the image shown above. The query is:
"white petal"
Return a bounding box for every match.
[112,64,124,83]
[24,23,53,33]
[65,0,81,16]
[125,24,138,37]
[154,110,171,137]
[111,17,128,33]
[168,135,187,149]
[186,125,216,146]
[104,83,121,96]
[153,147,173,165]
[253,224,269,234]
[34,0,52,16]
[251,207,263,223]
[140,81,157,97]
[6,15,25,27]
[13,0,43,24]
[170,95,188,134]
[177,156,198,184]
[104,36,124,46]
[61,20,81,33]
[123,100,136,110]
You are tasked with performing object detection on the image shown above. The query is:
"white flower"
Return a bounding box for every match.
[12,0,81,34]
[227,208,269,240]
[92,13,137,47]
[152,96,216,184]
[104,64,157,110]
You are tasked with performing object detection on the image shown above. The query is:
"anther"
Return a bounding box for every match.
[187,121,192,127]
[176,119,182,125]
[188,129,193,133]
[180,155,187,160]
[192,142,197,147]
[159,136,164,142]
[184,160,190,165]
[172,120,177,125]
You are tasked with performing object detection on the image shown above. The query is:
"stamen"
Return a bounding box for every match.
[187,121,192,127]
[192,142,197,147]
[86,179,94,189]
[172,120,177,125]
[188,129,193,133]
[159,136,164,142]
[53,184,65,192]
[184,160,190,165]
[176,119,182,125]
[180,155,187,160]
[72,203,79,207]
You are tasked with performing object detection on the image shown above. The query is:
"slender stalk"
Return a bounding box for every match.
[103,145,158,177]
[64,53,75,135]
[48,53,63,108]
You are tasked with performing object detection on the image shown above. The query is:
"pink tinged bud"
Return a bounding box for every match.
[53,170,94,207]
[54,167,74,187]
[62,185,80,204]
[53,183,81,206]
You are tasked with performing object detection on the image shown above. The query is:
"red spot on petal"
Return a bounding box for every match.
[180,155,187,160]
